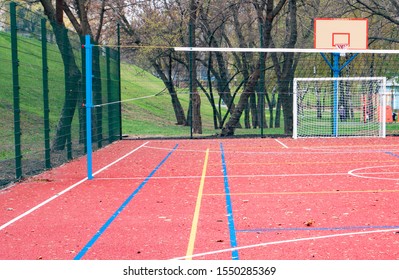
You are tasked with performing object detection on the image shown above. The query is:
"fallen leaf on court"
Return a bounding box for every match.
[304,219,315,226]
[32,178,53,182]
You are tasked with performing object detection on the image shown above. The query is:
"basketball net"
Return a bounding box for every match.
[335,43,349,56]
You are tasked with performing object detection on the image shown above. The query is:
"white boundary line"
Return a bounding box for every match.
[172,227,399,260]
[275,139,289,149]
[144,145,398,155]
[96,172,347,181]
[0,141,149,232]
[97,169,399,181]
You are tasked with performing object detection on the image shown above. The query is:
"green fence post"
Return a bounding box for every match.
[81,36,87,153]
[41,18,51,169]
[10,2,22,180]
[259,23,265,138]
[106,47,114,143]
[63,28,72,160]
[117,24,122,140]
[188,22,194,139]
[92,43,103,149]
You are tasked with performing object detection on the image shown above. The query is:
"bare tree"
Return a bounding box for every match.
[347,0,399,44]
[39,0,82,151]
[220,0,287,136]
[188,0,202,134]
[270,0,297,135]
[109,0,188,126]
[36,0,111,150]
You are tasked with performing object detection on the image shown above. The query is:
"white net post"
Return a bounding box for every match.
[381,77,387,137]
[293,79,298,139]
[293,77,387,138]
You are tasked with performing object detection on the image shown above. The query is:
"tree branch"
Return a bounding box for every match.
[63,2,82,34]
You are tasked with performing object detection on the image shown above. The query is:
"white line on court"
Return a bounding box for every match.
[143,144,399,155]
[348,165,399,181]
[95,172,348,181]
[0,141,149,232]
[172,227,399,260]
[275,139,289,148]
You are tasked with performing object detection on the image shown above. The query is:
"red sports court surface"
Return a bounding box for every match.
[1,137,399,260]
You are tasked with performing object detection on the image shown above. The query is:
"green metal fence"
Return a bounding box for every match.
[0,2,121,187]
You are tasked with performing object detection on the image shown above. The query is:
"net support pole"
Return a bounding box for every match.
[85,35,93,180]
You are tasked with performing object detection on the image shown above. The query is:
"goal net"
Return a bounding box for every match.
[293,77,387,138]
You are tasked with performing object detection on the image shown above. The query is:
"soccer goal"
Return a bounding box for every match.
[293,77,387,138]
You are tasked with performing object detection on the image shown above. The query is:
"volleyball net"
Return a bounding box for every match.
[83,34,399,179]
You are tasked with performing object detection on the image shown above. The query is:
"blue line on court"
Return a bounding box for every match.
[385,151,399,159]
[220,143,239,260]
[237,225,399,233]
[74,144,178,260]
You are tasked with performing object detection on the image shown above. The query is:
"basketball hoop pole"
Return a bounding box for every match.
[314,18,368,136]
[320,51,359,136]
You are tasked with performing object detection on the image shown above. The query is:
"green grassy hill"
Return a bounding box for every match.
[119,64,192,137]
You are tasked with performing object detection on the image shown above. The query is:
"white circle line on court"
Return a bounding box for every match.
[348,165,399,181]
[171,227,399,260]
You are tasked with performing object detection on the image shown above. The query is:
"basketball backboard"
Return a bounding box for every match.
[314,18,368,50]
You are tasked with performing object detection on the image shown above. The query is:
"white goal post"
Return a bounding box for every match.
[293,77,387,138]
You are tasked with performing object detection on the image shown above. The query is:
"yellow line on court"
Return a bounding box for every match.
[185,148,210,260]
[204,189,399,196]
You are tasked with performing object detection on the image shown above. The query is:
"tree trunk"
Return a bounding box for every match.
[153,61,187,125]
[275,95,282,128]
[189,0,202,134]
[258,92,268,128]
[49,23,82,151]
[271,0,297,135]
[280,82,294,134]
[250,94,258,128]
[244,103,251,128]
[221,68,260,136]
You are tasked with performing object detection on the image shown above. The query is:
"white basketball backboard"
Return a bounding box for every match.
[314,18,368,50]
